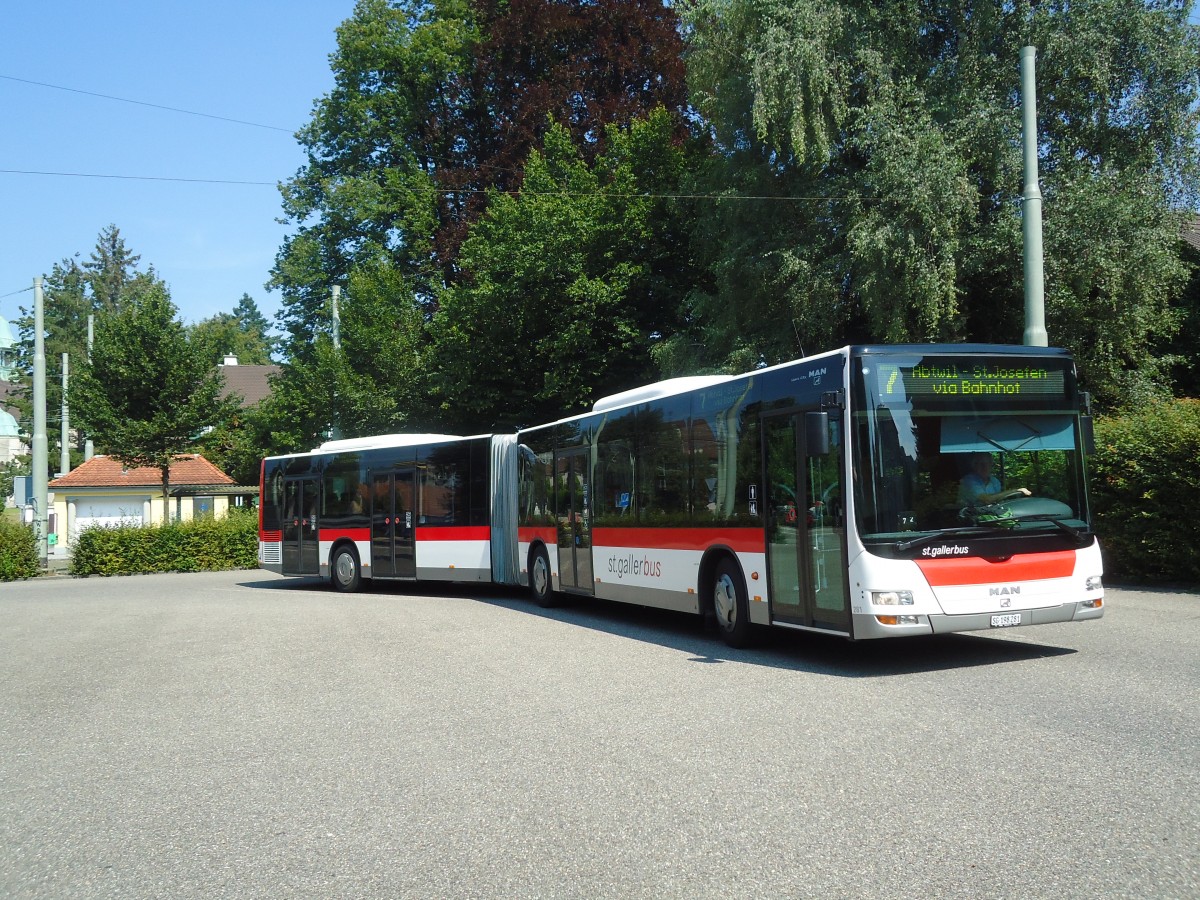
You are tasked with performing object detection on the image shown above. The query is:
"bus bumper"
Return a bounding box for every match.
[852,598,1104,639]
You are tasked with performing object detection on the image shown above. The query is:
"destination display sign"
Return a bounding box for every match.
[876,359,1068,401]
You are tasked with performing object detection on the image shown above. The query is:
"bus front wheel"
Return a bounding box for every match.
[530,546,557,608]
[331,545,362,593]
[712,557,752,648]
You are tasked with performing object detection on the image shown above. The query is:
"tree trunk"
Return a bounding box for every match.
[161,464,171,523]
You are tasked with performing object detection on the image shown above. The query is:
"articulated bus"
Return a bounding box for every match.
[259,344,1104,645]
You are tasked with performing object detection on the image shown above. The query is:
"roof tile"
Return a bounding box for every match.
[49,454,236,488]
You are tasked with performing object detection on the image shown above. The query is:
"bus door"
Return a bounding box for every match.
[555,448,594,594]
[282,477,321,575]
[371,469,416,579]
[763,410,849,630]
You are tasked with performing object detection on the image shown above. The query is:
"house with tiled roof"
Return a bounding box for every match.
[49,453,239,540]
[217,356,280,408]
[1183,216,1200,254]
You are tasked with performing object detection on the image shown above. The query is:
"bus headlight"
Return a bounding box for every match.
[1085,576,1103,592]
[871,590,914,606]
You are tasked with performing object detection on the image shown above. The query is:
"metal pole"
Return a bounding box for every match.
[84,315,94,461]
[60,352,70,476]
[329,285,342,440]
[331,284,341,350]
[1021,45,1049,347]
[32,277,48,567]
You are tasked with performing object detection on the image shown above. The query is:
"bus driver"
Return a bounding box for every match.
[958,452,1031,506]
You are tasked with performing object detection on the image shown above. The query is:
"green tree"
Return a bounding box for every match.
[1168,234,1200,397]
[271,0,691,380]
[430,111,697,429]
[70,284,242,504]
[10,258,91,456]
[188,294,279,366]
[196,404,276,486]
[85,224,159,312]
[263,254,430,451]
[679,0,1200,406]
[13,227,166,467]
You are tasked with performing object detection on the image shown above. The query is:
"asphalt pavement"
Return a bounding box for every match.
[1,572,1196,899]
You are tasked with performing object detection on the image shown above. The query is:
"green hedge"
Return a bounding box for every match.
[0,517,39,581]
[70,507,259,577]
[1090,399,1200,585]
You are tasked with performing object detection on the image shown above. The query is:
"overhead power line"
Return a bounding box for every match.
[0,168,277,186]
[0,168,848,203]
[0,73,295,133]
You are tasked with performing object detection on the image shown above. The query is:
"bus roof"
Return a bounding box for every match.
[591,375,734,413]
[315,433,487,453]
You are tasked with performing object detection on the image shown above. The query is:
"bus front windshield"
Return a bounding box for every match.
[851,354,1092,553]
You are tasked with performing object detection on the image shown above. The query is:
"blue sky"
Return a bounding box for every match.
[1,1,349,330]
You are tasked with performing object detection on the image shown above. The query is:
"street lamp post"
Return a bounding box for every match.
[1021,45,1049,347]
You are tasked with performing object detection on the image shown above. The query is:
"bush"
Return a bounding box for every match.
[1089,399,1200,585]
[0,517,39,581]
[70,507,259,577]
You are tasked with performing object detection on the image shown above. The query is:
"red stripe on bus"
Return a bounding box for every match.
[319,527,370,542]
[519,526,557,544]
[915,550,1076,587]
[592,527,765,553]
[415,526,491,542]
[260,530,282,542]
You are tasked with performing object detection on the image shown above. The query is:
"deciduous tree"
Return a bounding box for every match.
[70,284,241,504]
[271,0,690,373]
[430,111,697,428]
[679,0,1200,406]
[188,294,278,366]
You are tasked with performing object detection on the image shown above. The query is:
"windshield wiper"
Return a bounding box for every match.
[1017,514,1093,544]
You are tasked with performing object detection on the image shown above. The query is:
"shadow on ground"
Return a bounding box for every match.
[238,575,1077,678]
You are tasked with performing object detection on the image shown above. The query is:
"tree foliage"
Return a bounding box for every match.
[679,0,1200,405]
[69,284,241,500]
[188,294,279,366]
[1090,399,1200,583]
[259,254,430,451]
[267,0,693,446]
[431,110,697,429]
[12,226,162,471]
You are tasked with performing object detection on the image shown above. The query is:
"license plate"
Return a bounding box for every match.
[990,613,1022,628]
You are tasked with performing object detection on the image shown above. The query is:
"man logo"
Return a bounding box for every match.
[989,586,1021,597]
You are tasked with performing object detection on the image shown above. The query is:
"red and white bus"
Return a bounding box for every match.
[259,433,521,591]
[260,345,1104,645]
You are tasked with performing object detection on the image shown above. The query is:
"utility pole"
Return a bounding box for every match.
[329,285,342,441]
[31,277,48,567]
[1021,45,1049,347]
[331,284,341,351]
[60,353,70,476]
[84,315,94,461]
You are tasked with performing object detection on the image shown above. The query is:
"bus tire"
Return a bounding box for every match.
[711,556,753,648]
[530,545,557,608]
[331,544,362,593]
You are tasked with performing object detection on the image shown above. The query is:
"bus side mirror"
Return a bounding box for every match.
[805,411,830,456]
[1081,415,1096,455]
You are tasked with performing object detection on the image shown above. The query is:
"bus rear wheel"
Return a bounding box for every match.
[712,557,752,648]
[331,545,362,593]
[530,546,557,608]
